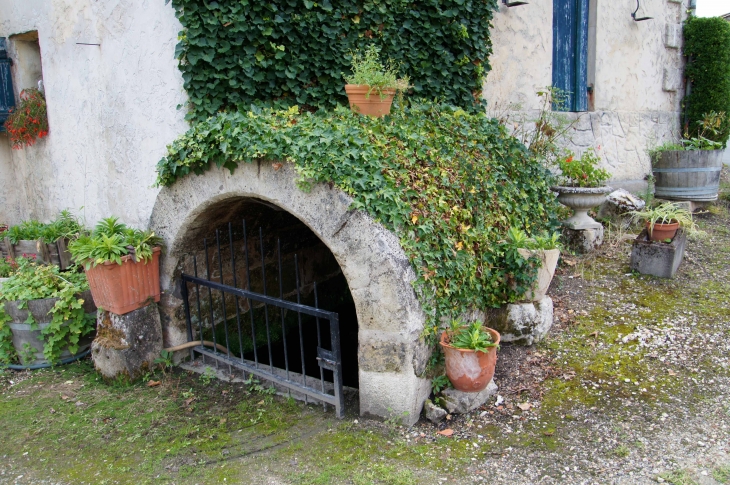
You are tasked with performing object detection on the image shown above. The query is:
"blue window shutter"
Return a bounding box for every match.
[0,38,15,132]
[552,0,589,111]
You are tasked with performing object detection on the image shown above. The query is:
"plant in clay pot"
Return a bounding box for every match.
[68,217,163,315]
[551,148,613,230]
[629,202,699,242]
[508,228,561,301]
[343,45,410,118]
[439,320,500,393]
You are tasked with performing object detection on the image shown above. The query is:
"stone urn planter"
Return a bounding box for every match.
[439,327,500,392]
[551,186,613,230]
[653,150,723,202]
[3,290,97,366]
[516,248,560,301]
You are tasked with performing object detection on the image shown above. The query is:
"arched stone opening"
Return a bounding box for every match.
[149,162,431,424]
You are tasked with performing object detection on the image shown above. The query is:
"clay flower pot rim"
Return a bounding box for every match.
[94,246,162,267]
[439,327,501,353]
[345,84,396,95]
[550,185,614,194]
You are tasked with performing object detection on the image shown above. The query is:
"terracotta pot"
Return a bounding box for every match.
[646,221,679,242]
[439,327,500,392]
[516,248,560,301]
[344,84,395,118]
[84,247,161,315]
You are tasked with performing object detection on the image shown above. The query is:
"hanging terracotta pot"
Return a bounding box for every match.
[646,221,679,242]
[344,84,395,118]
[439,327,500,392]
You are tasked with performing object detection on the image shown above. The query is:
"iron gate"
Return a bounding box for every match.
[180,221,345,418]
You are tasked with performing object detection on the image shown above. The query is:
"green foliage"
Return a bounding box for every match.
[713,464,730,484]
[68,217,162,268]
[169,0,498,121]
[154,349,175,371]
[650,112,727,163]
[683,16,730,146]
[0,258,94,364]
[156,103,560,340]
[556,149,611,188]
[507,227,561,251]
[0,257,17,278]
[430,375,451,395]
[629,202,700,237]
[445,320,497,353]
[343,45,410,98]
[5,210,84,244]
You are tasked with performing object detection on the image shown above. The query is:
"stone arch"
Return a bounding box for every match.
[149,161,431,423]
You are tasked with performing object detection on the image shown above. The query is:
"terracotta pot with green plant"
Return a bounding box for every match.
[629,202,699,242]
[551,148,613,230]
[508,228,561,301]
[343,45,410,118]
[439,320,500,392]
[68,217,162,315]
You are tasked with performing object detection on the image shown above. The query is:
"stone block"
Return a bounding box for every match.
[485,297,554,346]
[91,303,163,381]
[562,226,604,254]
[423,400,448,423]
[630,229,686,279]
[441,380,498,414]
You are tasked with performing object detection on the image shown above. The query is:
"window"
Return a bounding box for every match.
[552,0,590,111]
[0,38,15,131]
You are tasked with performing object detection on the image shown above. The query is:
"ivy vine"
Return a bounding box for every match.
[156,103,560,339]
[168,0,498,121]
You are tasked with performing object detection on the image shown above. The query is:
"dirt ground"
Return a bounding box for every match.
[1,171,729,485]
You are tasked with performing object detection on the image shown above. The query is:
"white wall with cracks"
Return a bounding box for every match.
[0,0,188,226]
[484,0,689,189]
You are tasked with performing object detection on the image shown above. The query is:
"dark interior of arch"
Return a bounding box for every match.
[174,197,359,388]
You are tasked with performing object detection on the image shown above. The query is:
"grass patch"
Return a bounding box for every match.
[714,464,730,484]
[658,469,698,485]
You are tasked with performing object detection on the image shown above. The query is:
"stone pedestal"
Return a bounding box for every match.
[630,229,686,279]
[484,297,553,346]
[562,226,604,254]
[441,380,498,414]
[91,303,163,381]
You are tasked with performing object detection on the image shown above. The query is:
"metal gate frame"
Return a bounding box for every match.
[180,222,345,418]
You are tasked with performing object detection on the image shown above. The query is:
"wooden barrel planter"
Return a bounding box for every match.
[653,150,724,202]
[3,290,97,366]
[1,237,73,270]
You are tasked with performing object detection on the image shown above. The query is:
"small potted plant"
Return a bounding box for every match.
[0,257,96,366]
[3,88,49,149]
[551,148,613,230]
[3,211,83,269]
[507,228,561,301]
[439,320,500,392]
[650,112,726,202]
[343,45,410,118]
[68,217,162,315]
[629,202,698,242]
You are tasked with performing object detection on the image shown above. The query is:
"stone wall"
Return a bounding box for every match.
[484,0,688,189]
[0,0,187,226]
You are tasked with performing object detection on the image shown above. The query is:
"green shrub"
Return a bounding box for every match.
[156,102,560,342]
[683,16,730,145]
[168,0,498,121]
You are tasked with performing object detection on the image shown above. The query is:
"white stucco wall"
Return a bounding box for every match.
[484,0,688,188]
[0,0,188,227]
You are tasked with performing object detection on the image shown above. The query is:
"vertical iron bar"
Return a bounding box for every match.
[204,239,219,369]
[329,313,345,418]
[243,220,259,368]
[260,228,274,373]
[193,254,203,358]
[216,229,231,359]
[314,282,326,411]
[229,223,245,362]
[278,239,290,381]
[295,254,307,402]
[181,276,194,361]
